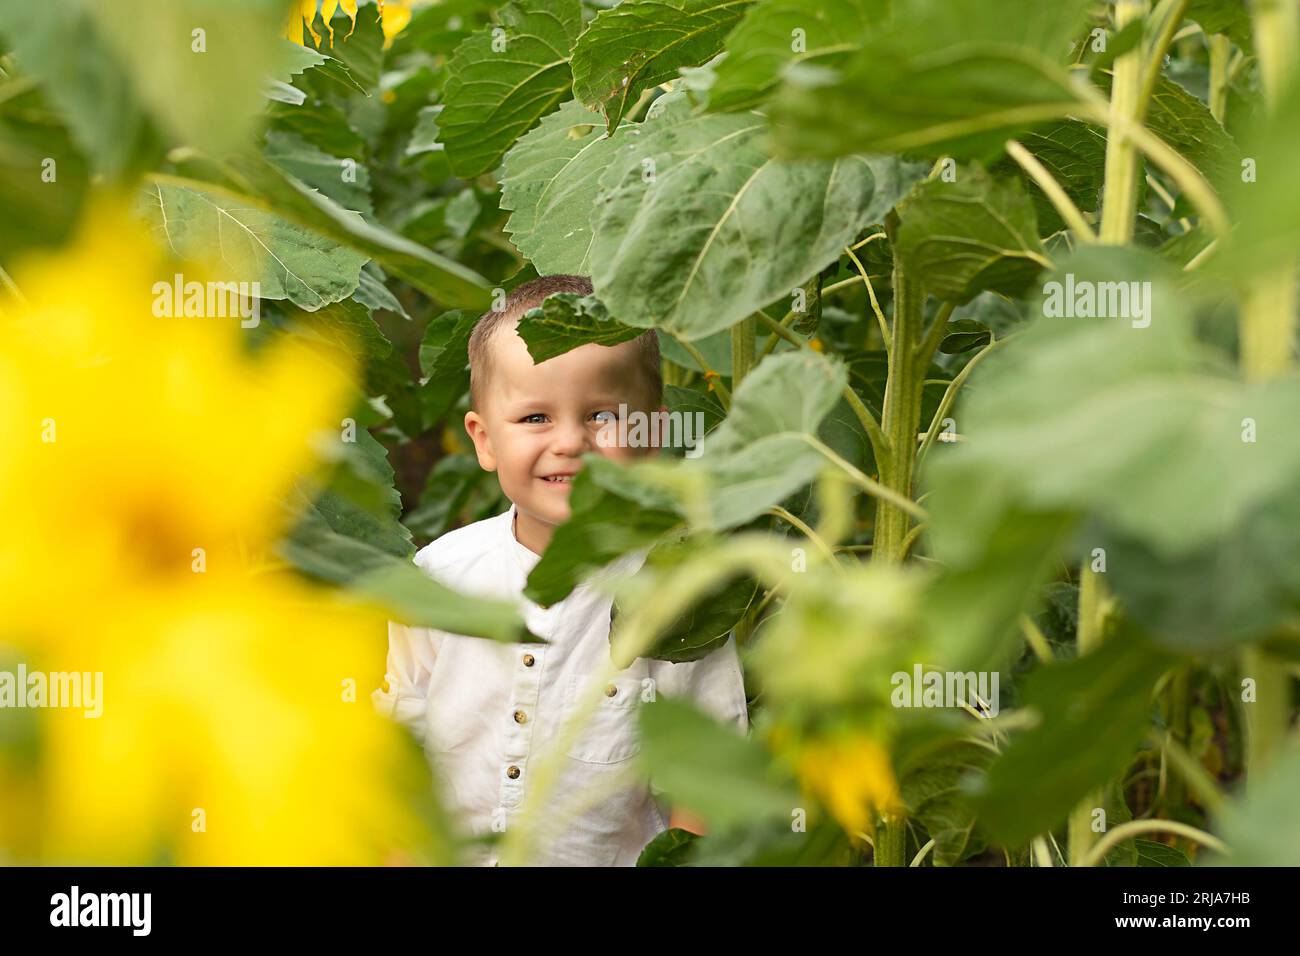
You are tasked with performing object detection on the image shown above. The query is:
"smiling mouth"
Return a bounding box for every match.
[541,475,576,483]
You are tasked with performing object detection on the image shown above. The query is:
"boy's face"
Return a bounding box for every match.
[463,322,660,555]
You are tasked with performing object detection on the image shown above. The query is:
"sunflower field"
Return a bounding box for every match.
[0,0,1298,871]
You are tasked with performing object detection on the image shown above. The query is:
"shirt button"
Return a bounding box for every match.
[604,683,618,698]
[513,710,527,724]
[506,765,521,779]
[522,654,535,667]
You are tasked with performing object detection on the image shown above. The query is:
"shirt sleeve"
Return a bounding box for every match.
[645,633,749,804]
[371,619,439,744]
[662,633,748,733]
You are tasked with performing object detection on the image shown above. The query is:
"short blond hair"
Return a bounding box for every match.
[467,275,661,410]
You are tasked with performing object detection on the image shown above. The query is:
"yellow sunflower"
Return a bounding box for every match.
[284,0,414,49]
[0,201,447,864]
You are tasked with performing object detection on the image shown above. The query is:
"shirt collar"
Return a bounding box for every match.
[504,502,542,577]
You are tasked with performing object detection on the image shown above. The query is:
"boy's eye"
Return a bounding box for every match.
[520,413,548,424]
[591,410,617,426]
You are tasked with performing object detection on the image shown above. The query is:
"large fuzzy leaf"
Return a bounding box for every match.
[1218,78,1300,277]
[570,0,754,130]
[638,696,799,830]
[899,737,993,866]
[438,0,582,177]
[972,627,1177,847]
[1099,489,1300,650]
[143,181,367,311]
[0,85,91,261]
[516,293,644,362]
[418,309,478,425]
[1186,0,1254,51]
[224,157,493,309]
[767,0,1091,160]
[923,246,1300,651]
[707,0,885,112]
[992,121,1108,235]
[0,2,155,177]
[524,475,681,606]
[266,99,368,162]
[929,252,1300,559]
[0,0,292,173]
[590,96,925,339]
[499,99,632,274]
[263,128,373,216]
[613,537,759,663]
[894,165,1047,303]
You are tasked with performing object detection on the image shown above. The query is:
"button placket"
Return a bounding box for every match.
[500,632,547,811]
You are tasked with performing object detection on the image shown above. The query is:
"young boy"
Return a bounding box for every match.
[372,275,748,866]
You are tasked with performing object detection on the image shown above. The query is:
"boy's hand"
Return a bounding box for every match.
[668,805,708,836]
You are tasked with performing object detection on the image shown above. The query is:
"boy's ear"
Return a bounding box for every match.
[463,410,497,471]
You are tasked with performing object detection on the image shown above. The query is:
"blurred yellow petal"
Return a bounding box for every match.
[380,1,413,47]
[23,580,447,864]
[321,0,337,44]
[0,198,450,865]
[300,0,322,48]
[794,734,904,838]
[0,200,355,639]
[340,0,359,39]
[283,6,305,45]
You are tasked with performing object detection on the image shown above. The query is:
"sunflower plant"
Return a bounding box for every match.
[1,0,1297,868]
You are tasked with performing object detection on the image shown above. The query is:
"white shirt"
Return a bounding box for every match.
[372,504,749,866]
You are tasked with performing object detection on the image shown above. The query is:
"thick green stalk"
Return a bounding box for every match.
[1137,0,1191,120]
[869,252,929,866]
[1070,2,1185,858]
[871,262,926,566]
[857,247,930,868]
[1068,567,1108,866]
[1240,288,1295,778]
[731,315,756,387]
[1240,276,1297,382]
[1099,0,1147,244]
[1208,33,1231,123]
[1240,0,1299,782]
[874,813,907,867]
[1252,0,1299,106]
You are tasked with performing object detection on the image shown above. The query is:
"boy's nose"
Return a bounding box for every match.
[549,419,591,456]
